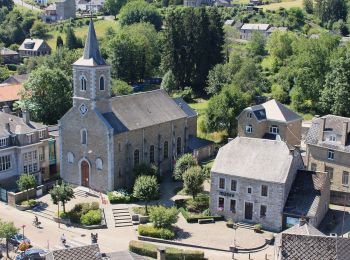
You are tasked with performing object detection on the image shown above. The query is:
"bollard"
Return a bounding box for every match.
[249,253,251,260]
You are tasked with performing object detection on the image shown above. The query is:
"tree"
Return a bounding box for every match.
[104,0,127,15]
[303,0,313,13]
[183,166,204,199]
[119,0,162,31]
[270,84,289,103]
[0,220,19,258]
[149,206,178,228]
[108,23,160,82]
[49,182,75,213]
[160,70,176,94]
[247,31,266,57]
[17,174,37,202]
[315,0,347,25]
[30,21,48,38]
[173,153,197,181]
[0,0,14,10]
[65,27,83,50]
[205,85,252,136]
[133,175,159,215]
[21,66,72,124]
[266,31,295,63]
[320,54,350,117]
[0,66,10,82]
[111,79,133,96]
[206,63,233,95]
[56,36,64,49]
[133,163,158,178]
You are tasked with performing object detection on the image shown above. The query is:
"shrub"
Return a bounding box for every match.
[186,194,209,212]
[80,210,102,226]
[59,211,69,219]
[183,166,205,199]
[254,223,262,232]
[138,224,175,239]
[67,202,99,224]
[129,240,204,259]
[149,206,178,228]
[173,154,197,181]
[133,163,158,178]
[179,87,193,102]
[20,199,37,207]
[107,190,132,204]
[90,202,100,210]
[179,208,224,223]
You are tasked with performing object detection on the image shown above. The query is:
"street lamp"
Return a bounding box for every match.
[21,225,26,240]
[57,184,60,228]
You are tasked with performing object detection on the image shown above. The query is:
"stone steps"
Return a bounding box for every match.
[235,222,256,230]
[112,208,133,227]
[74,189,87,198]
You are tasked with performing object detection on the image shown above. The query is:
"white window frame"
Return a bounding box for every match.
[269,125,279,134]
[0,137,8,148]
[0,155,11,172]
[231,179,237,192]
[67,152,74,164]
[27,134,33,143]
[342,171,349,186]
[247,186,252,194]
[38,130,45,139]
[329,135,336,142]
[328,150,334,160]
[219,177,226,190]
[245,125,252,134]
[260,204,267,218]
[96,158,103,171]
[218,196,225,211]
[261,185,268,197]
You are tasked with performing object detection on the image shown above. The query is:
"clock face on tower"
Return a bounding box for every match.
[79,103,88,116]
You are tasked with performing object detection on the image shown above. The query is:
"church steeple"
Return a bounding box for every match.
[83,18,105,65]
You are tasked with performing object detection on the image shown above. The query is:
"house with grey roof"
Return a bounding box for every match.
[43,0,75,22]
[76,0,105,13]
[59,19,210,192]
[283,170,330,228]
[237,99,302,147]
[0,47,19,64]
[18,38,51,57]
[239,23,287,40]
[0,108,59,202]
[210,137,304,231]
[275,220,350,260]
[46,244,102,260]
[305,115,350,206]
[1,74,28,85]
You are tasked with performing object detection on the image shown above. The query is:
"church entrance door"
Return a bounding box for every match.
[81,160,90,187]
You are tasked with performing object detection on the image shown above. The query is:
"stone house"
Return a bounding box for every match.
[0,47,20,64]
[239,23,270,40]
[0,109,59,201]
[305,115,350,206]
[210,137,304,232]
[76,0,105,13]
[43,0,76,22]
[237,99,302,147]
[59,19,208,193]
[18,39,51,57]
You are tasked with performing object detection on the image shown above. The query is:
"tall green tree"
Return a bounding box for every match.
[0,66,10,82]
[303,0,314,13]
[183,166,204,199]
[111,79,133,96]
[21,66,72,124]
[65,27,83,50]
[315,0,347,25]
[133,175,159,215]
[49,182,75,213]
[247,31,266,57]
[205,85,252,136]
[0,0,14,10]
[56,35,64,49]
[160,70,176,93]
[30,21,48,38]
[104,0,127,15]
[17,174,37,202]
[0,220,19,258]
[119,0,162,31]
[173,153,197,181]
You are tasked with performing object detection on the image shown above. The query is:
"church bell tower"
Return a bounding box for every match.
[72,18,111,115]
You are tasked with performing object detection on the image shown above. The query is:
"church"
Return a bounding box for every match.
[59,19,210,192]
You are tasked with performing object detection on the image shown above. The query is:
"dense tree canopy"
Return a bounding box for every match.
[104,0,127,15]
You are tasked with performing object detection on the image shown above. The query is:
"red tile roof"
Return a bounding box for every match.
[0,84,22,102]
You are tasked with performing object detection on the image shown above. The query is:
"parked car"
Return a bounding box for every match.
[9,234,30,246]
[15,248,47,260]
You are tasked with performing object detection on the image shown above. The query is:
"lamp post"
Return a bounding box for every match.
[56,184,60,228]
[21,225,26,240]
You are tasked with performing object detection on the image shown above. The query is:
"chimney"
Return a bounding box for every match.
[318,117,326,141]
[2,105,11,114]
[22,110,30,124]
[341,121,348,146]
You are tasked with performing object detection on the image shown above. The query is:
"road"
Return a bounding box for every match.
[13,0,42,12]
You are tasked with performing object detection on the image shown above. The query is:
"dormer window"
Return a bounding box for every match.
[0,137,8,148]
[99,76,105,91]
[81,76,87,91]
[27,134,33,143]
[39,130,45,139]
[245,125,252,133]
[329,135,336,142]
[269,125,279,134]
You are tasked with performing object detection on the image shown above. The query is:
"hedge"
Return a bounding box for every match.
[107,191,133,204]
[129,240,205,260]
[179,208,224,223]
[138,225,175,240]
[80,209,102,226]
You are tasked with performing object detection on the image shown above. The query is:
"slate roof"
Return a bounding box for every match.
[305,115,350,152]
[173,97,197,118]
[18,38,49,52]
[74,18,106,66]
[0,111,45,136]
[266,26,288,33]
[1,74,28,85]
[244,99,302,123]
[211,137,296,183]
[106,90,187,133]
[279,233,350,260]
[284,170,328,218]
[188,136,214,150]
[241,23,270,31]
[0,47,18,56]
[0,84,22,102]
[51,244,102,260]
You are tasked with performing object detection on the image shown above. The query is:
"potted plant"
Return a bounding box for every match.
[254,223,262,233]
[226,218,234,228]
[266,233,275,245]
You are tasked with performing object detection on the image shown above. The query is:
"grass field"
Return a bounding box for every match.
[46,19,118,50]
[261,0,303,10]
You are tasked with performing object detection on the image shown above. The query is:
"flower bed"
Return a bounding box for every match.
[129,240,205,260]
[138,224,175,240]
[16,199,37,211]
[179,208,224,223]
[107,189,134,204]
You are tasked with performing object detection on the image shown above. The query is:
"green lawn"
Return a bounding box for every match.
[261,0,303,10]
[46,19,118,50]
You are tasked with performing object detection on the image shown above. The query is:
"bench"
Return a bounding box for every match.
[198,218,214,224]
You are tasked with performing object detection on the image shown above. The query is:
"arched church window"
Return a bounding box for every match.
[81,76,87,91]
[67,152,74,164]
[177,137,182,156]
[81,129,87,145]
[134,149,139,166]
[150,145,155,163]
[96,158,103,170]
[99,76,105,91]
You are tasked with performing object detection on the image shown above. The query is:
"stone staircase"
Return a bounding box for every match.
[112,208,133,227]
[235,222,256,230]
[73,188,88,198]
